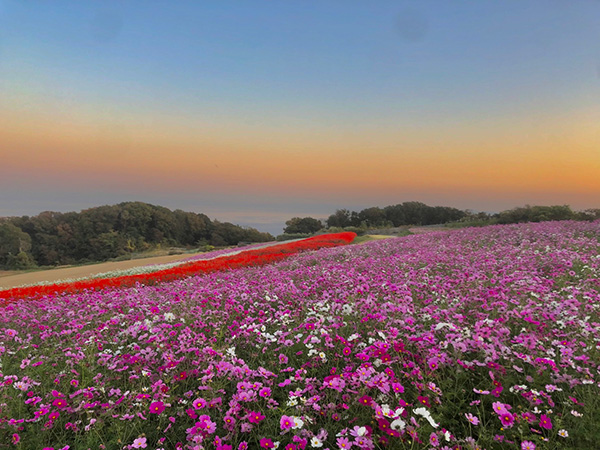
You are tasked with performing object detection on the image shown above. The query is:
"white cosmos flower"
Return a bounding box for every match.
[391,418,406,430]
[310,437,323,447]
[414,407,439,428]
[354,426,367,436]
[291,416,304,429]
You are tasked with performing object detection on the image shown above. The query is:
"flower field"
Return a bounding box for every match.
[1,222,599,450]
[0,233,356,305]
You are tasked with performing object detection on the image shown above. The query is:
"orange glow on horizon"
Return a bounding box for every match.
[2,104,599,206]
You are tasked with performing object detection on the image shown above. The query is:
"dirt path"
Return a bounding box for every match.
[0,253,206,289]
[0,236,354,290]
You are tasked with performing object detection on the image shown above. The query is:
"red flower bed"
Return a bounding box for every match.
[0,232,356,305]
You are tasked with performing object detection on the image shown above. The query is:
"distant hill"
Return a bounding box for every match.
[0,202,273,269]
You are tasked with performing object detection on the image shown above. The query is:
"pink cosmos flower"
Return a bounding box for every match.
[491,385,503,397]
[521,441,536,450]
[465,413,479,425]
[521,412,536,424]
[223,415,236,428]
[149,401,165,414]
[429,432,439,447]
[209,397,222,408]
[356,352,370,361]
[354,436,372,448]
[280,415,294,430]
[492,401,509,415]
[259,387,271,398]
[238,443,248,450]
[391,382,404,393]
[196,415,217,434]
[132,437,147,448]
[428,357,440,370]
[193,397,207,409]
[34,407,50,418]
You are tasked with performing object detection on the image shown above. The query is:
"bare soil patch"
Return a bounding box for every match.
[0,253,206,290]
[366,234,397,240]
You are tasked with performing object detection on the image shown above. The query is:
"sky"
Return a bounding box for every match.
[1,1,599,234]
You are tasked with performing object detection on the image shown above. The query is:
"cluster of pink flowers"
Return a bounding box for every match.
[0,221,598,449]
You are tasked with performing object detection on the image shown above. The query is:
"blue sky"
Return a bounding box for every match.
[1,1,599,233]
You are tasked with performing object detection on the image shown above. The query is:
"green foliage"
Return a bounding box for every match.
[5,251,37,269]
[496,205,576,224]
[576,208,600,221]
[325,202,468,229]
[0,223,36,269]
[324,226,367,236]
[283,217,324,234]
[276,233,312,241]
[326,209,352,228]
[0,202,274,268]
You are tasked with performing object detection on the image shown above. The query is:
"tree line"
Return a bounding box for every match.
[283,201,467,234]
[283,203,600,234]
[0,202,273,270]
[2,201,599,270]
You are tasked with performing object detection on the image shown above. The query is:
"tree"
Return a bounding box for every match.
[327,209,352,228]
[496,205,575,224]
[578,209,600,221]
[358,207,386,227]
[284,217,324,234]
[0,223,35,269]
[383,205,406,227]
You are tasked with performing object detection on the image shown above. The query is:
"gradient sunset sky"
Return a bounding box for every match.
[1,1,599,233]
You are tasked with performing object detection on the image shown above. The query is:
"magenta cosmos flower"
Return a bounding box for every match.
[260,438,275,448]
[52,398,68,408]
[539,414,553,430]
[149,401,165,414]
[258,387,271,398]
[248,411,266,423]
[500,413,515,428]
